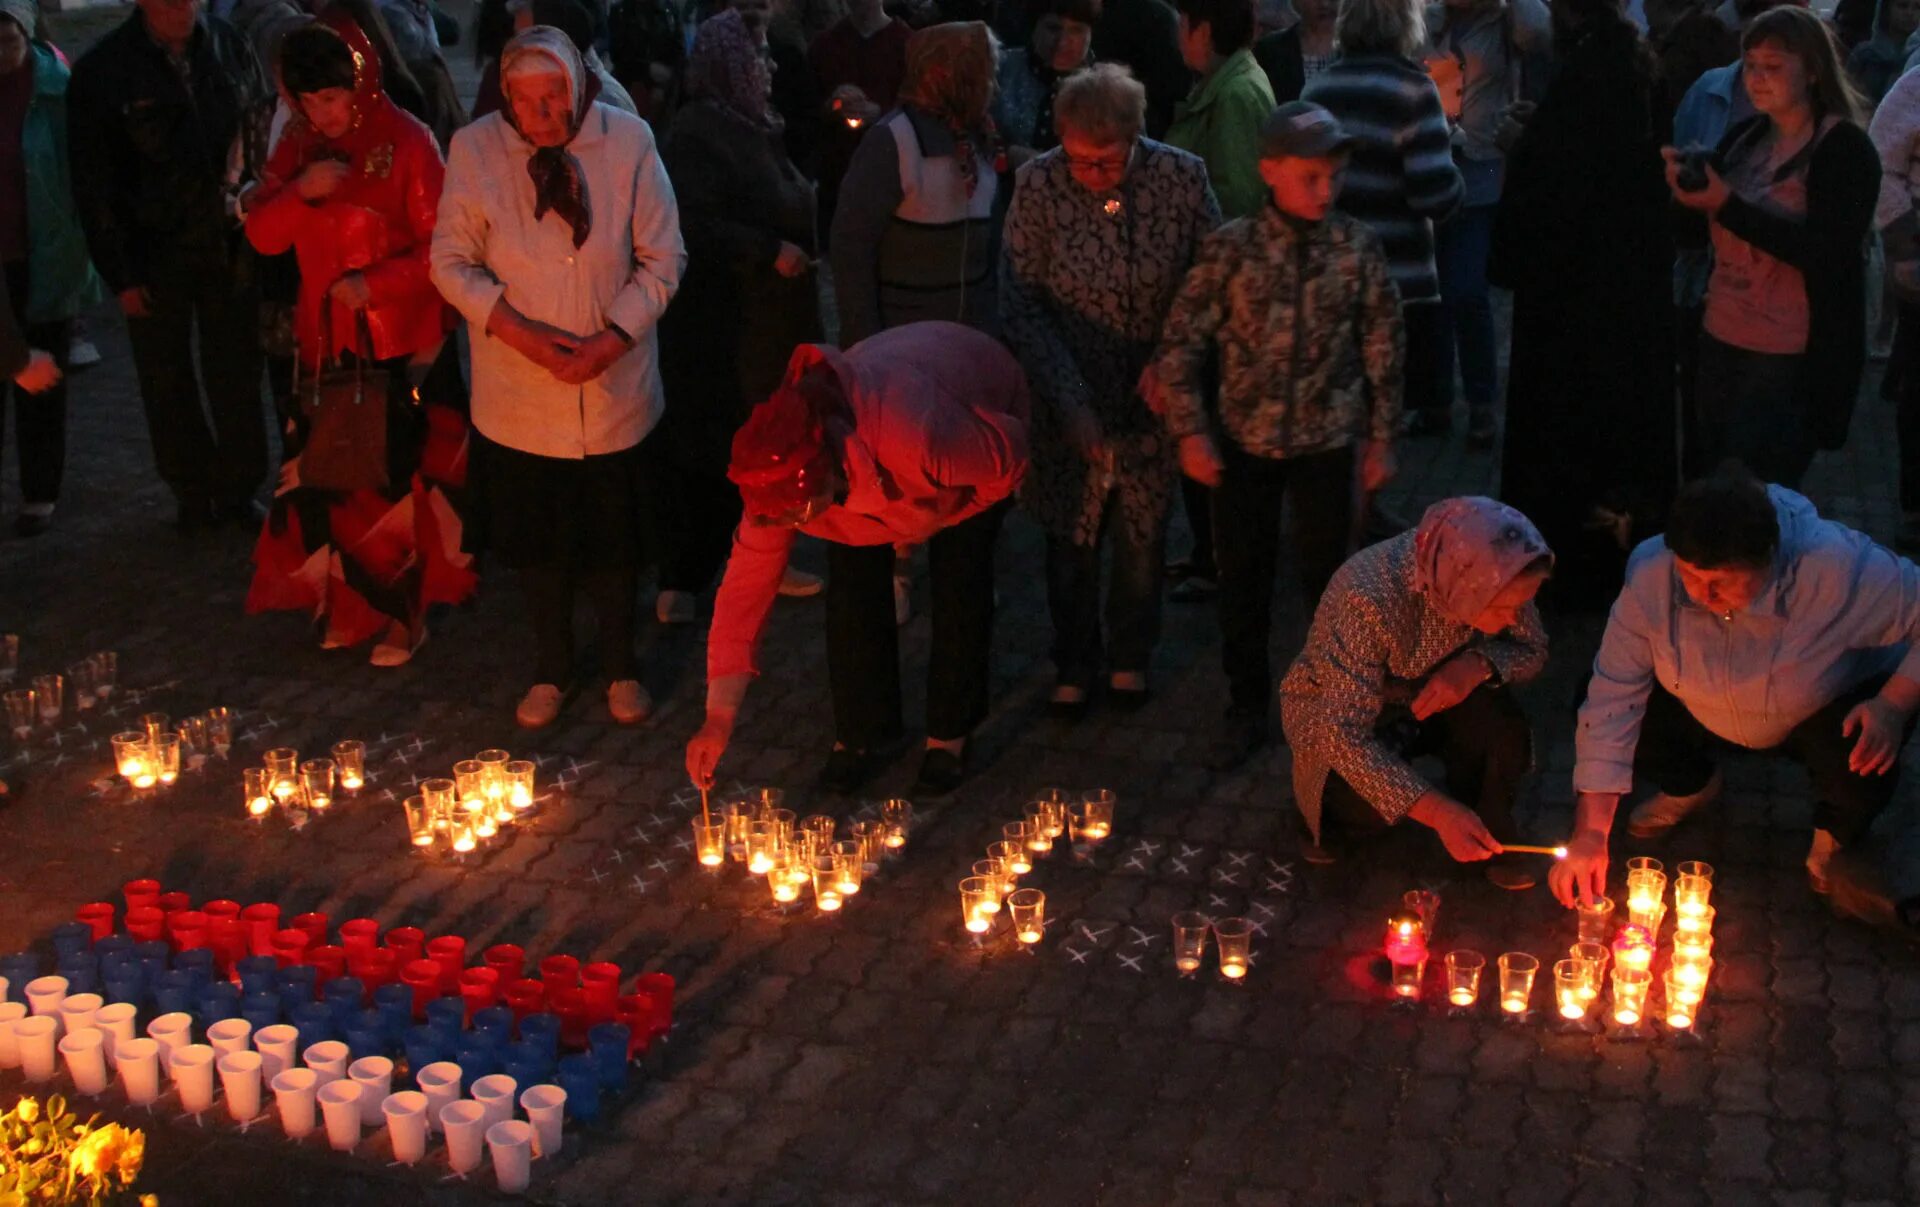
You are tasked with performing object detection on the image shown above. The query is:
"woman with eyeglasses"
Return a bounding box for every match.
[1000,63,1220,720]
[684,321,1029,798]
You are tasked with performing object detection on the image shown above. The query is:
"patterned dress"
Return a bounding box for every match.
[999,140,1219,547]
[1280,532,1549,842]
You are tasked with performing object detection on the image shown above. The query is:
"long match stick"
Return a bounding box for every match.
[700,784,711,827]
[1502,843,1568,857]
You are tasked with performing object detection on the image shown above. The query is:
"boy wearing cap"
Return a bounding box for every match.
[1144,100,1405,769]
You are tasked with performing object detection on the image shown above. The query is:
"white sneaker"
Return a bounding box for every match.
[1806,828,1838,894]
[1626,768,1723,839]
[607,679,652,725]
[778,567,824,597]
[67,337,101,368]
[516,684,563,729]
[369,627,424,667]
[655,590,697,625]
[894,574,912,626]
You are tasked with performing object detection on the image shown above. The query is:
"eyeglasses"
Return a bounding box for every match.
[1065,142,1135,176]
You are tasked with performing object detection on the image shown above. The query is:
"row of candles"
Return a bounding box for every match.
[690,790,912,911]
[958,789,1118,949]
[1385,857,1716,1032]
[5,649,120,742]
[398,751,540,853]
[109,708,236,790]
[241,742,371,816]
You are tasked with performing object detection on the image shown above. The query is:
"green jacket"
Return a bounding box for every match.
[21,44,100,324]
[1164,47,1275,220]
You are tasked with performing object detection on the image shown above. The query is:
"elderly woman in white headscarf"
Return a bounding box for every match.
[1280,496,1554,888]
[431,26,686,730]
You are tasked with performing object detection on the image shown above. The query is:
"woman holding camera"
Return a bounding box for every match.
[1663,6,1878,489]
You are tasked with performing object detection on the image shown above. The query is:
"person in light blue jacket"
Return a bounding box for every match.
[1554,468,1920,927]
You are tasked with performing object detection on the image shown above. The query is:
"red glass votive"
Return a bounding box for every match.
[123,879,162,912]
[240,903,281,956]
[210,918,248,974]
[401,958,443,1018]
[291,913,330,947]
[426,936,467,993]
[483,944,525,985]
[157,890,192,915]
[539,955,580,995]
[168,910,209,952]
[125,906,166,943]
[581,962,621,1022]
[503,978,546,1024]
[384,926,425,967]
[202,899,243,925]
[615,994,652,1056]
[459,967,500,1020]
[75,902,115,942]
[339,918,381,959]
[308,944,347,984]
[270,928,311,968]
[634,972,674,1040]
[349,947,397,991]
[550,987,590,1049]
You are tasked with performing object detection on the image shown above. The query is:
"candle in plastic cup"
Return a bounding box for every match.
[473,1073,519,1132]
[15,1015,56,1082]
[1612,966,1652,1026]
[416,1061,462,1134]
[489,1119,535,1194]
[147,1012,193,1076]
[1497,953,1538,1016]
[24,973,68,1019]
[881,799,913,851]
[117,1037,162,1105]
[507,760,536,811]
[1553,959,1589,1021]
[112,732,153,787]
[304,1039,349,1087]
[253,1023,300,1083]
[58,992,101,1039]
[768,852,802,904]
[350,1056,394,1127]
[332,741,366,793]
[93,1002,137,1064]
[60,1028,110,1095]
[244,767,273,817]
[152,734,182,786]
[318,1077,364,1151]
[832,841,864,896]
[1443,950,1485,1008]
[172,1043,217,1113]
[692,818,726,869]
[207,1017,253,1059]
[1001,823,1035,873]
[959,876,997,934]
[1008,888,1045,946]
[1214,918,1253,983]
[747,821,778,876]
[0,1002,27,1070]
[521,1084,566,1158]
[814,855,846,913]
[219,1050,264,1121]
[383,1091,431,1163]
[1172,912,1209,975]
[441,1100,489,1174]
[273,1068,319,1138]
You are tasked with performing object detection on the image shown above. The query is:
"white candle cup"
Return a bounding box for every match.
[519,1084,565,1159]
[15,1015,57,1082]
[488,1119,534,1193]
[58,992,102,1039]
[0,1001,28,1069]
[348,1056,393,1128]
[171,1043,217,1114]
[471,1073,518,1133]
[147,1012,194,1080]
[317,1078,364,1151]
[440,1100,488,1175]
[382,1091,430,1164]
[116,1037,162,1106]
[303,1039,349,1087]
[416,1061,463,1135]
[207,1018,253,1060]
[59,1028,110,1096]
[0,973,9,1003]
[93,1003,137,1066]
[253,1023,300,1084]
[24,975,68,1023]
[272,1068,319,1138]
[218,1050,263,1122]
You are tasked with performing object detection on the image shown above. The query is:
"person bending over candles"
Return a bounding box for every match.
[684,321,1030,797]
[1555,467,1920,929]
[1281,497,1553,889]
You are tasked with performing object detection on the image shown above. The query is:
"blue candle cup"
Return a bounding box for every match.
[374,984,415,1045]
[505,1039,553,1080]
[323,977,366,1030]
[236,956,280,997]
[346,1022,387,1061]
[557,1053,602,1123]
[134,941,170,984]
[588,1023,631,1090]
[153,968,197,1017]
[504,1055,547,1088]
[175,948,216,991]
[456,1034,500,1086]
[55,951,99,995]
[404,1025,449,1081]
[472,1005,515,1043]
[0,953,41,990]
[241,991,282,1031]
[292,1000,337,1049]
[517,1012,560,1061]
[277,965,319,1013]
[92,936,135,967]
[425,996,467,1042]
[104,971,146,1008]
[50,923,93,962]
[196,980,241,1024]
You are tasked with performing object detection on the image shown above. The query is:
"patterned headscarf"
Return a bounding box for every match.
[688,10,783,133]
[1411,497,1554,626]
[501,27,595,248]
[728,364,851,519]
[900,21,1002,196]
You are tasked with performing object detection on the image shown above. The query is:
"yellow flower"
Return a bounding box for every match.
[141,1197,159,1207]
[13,1097,38,1124]
[69,1123,141,1184]
[113,1126,146,1185]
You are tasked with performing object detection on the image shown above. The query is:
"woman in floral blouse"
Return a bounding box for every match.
[1000,63,1220,717]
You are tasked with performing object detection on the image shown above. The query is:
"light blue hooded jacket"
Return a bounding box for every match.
[1575,486,1920,795]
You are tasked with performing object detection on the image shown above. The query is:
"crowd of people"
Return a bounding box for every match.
[5,0,1920,926]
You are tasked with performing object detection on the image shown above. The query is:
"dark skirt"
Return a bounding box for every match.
[470,431,650,571]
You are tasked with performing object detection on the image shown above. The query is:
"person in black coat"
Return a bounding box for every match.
[1254,0,1336,104]
[1490,0,1675,608]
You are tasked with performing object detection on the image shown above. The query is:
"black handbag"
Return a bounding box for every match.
[296,309,391,493]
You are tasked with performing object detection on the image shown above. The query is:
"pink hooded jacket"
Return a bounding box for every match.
[707,321,1030,686]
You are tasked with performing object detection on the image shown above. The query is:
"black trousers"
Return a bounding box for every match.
[1321,684,1530,847]
[0,261,70,506]
[1636,679,1907,847]
[123,253,266,508]
[826,502,1004,746]
[1402,298,1445,418]
[1897,302,1920,513]
[1214,442,1354,713]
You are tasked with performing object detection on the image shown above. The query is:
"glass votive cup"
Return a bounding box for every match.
[751,787,786,819]
[1611,966,1653,1027]
[1625,856,1664,876]
[1080,789,1115,840]
[1570,942,1610,1001]
[1032,797,1066,840]
[958,876,996,935]
[1673,904,1715,939]
[1443,950,1485,1009]
[1389,949,1427,1000]
[449,817,477,854]
[692,818,726,870]
[1214,918,1252,984]
[177,713,207,753]
[1022,804,1054,855]
[332,741,366,793]
[973,859,1008,899]
[813,855,846,914]
[506,761,536,811]
[32,673,63,724]
[1497,953,1539,1018]
[987,841,1024,882]
[1672,929,1714,964]
[1675,860,1714,882]
[1171,912,1208,976]
[66,661,96,709]
[4,688,34,740]
[1575,895,1615,944]
[244,768,274,818]
[849,820,884,875]
[91,651,117,701]
[300,759,335,809]
[266,748,301,801]
[746,822,779,876]
[998,829,1034,874]
[453,759,486,811]
[420,777,455,816]
[1403,889,1442,936]
[1553,959,1592,1022]
[768,851,803,906]
[1066,806,1095,856]
[800,815,836,857]
[152,734,183,787]
[112,732,154,788]
[204,706,231,754]
[472,808,499,840]
[880,799,913,852]
[769,808,798,850]
[476,749,510,802]
[402,796,435,848]
[141,712,171,744]
[1669,951,1712,1003]
[1008,888,1045,946]
[830,841,863,896]
[722,801,755,863]
[1662,969,1698,1031]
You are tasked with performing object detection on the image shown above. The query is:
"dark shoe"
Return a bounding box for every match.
[1207,709,1267,772]
[12,508,52,537]
[1486,861,1536,891]
[1047,685,1091,722]
[1168,574,1218,603]
[816,746,884,795]
[1302,841,1338,866]
[1164,558,1215,583]
[1467,407,1497,451]
[913,747,966,796]
[1403,410,1453,439]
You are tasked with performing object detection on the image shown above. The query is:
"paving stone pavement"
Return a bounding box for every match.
[7,205,1920,1207]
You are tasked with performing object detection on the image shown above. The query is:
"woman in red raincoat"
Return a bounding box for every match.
[242,9,477,665]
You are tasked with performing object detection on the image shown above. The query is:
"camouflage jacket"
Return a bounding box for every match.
[1142,204,1404,460]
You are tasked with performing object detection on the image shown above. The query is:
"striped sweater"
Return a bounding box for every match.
[1303,52,1463,302]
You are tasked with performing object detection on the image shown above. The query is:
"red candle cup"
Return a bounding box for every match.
[308,944,347,984]
[210,918,248,974]
[270,928,311,968]
[157,890,192,915]
[122,879,162,912]
[339,918,381,959]
[168,910,209,953]
[426,936,467,993]
[241,903,281,956]
[550,987,590,1049]
[401,958,443,1019]
[202,899,243,925]
[291,913,330,948]
[125,906,166,943]
[503,978,546,1025]
[349,947,398,991]
[459,966,501,1021]
[634,972,674,1040]
[615,994,652,1056]
[75,902,115,942]
[483,944,526,985]
[539,955,580,995]
[384,926,425,967]
[581,962,621,1023]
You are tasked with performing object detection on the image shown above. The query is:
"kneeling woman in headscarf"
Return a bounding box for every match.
[684,321,1029,797]
[1280,497,1554,889]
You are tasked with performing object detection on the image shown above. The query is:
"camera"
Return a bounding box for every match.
[1675,146,1712,193]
